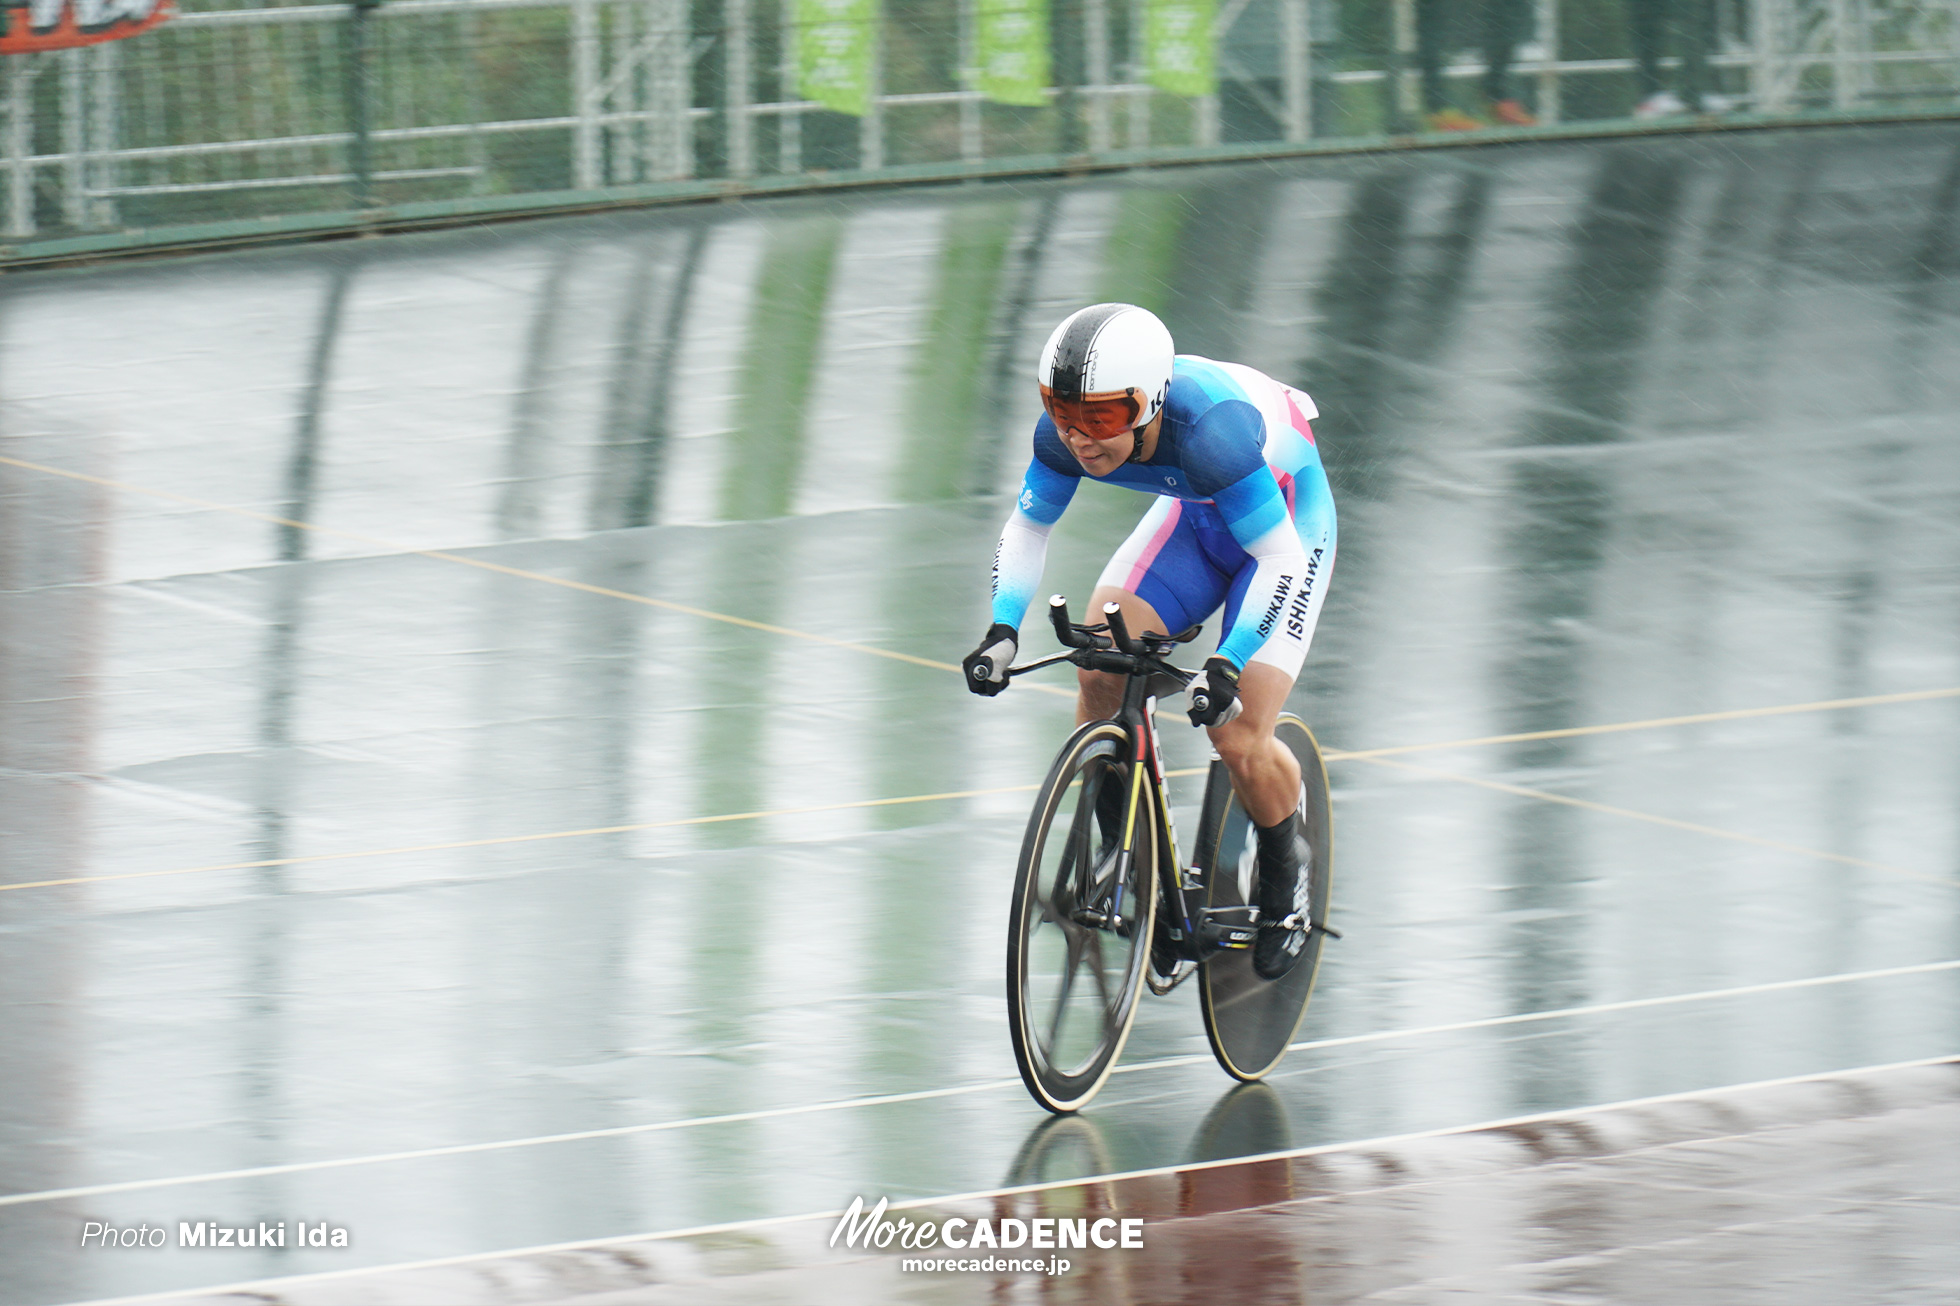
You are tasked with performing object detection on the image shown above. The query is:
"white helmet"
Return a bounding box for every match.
[1036,303,1174,431]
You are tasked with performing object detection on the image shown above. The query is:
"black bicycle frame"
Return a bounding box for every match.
[1017,596,1242,971]
[1119,677,1261,970]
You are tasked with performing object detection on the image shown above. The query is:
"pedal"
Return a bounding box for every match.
[1146,959,1197,995]
[1278,912,1343,941]
[1070,906,1125,932]
[1197,904,1258,950]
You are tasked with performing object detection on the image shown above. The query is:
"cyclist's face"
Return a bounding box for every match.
[1043,388,1139,472]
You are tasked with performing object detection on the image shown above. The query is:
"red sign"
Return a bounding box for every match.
[1,0,174,53]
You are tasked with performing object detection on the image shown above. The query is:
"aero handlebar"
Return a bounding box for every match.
[1103,601,1136,655]
[1009,595,1201,685]
[1047,594,1109,651]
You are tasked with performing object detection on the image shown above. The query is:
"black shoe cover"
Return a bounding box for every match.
[1252,812,1310,980]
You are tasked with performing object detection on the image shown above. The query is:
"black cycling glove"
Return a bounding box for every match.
[1186,656,1243,726]
[962,622,1018,697]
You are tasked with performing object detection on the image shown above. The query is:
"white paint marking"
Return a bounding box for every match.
[8,959,1956,1211]
[1112,957,1960,1075]
[63,1054,1960,1306]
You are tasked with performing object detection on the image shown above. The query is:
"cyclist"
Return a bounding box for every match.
[962,303,1336,980]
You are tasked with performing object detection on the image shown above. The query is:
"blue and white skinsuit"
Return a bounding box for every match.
[991,356,1336,679]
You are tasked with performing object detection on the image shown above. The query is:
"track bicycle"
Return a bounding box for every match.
[992,595,1339,1114]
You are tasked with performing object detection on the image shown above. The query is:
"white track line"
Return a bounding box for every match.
[64,1053,1960,1306]
[1108,957,1960,1076]
[6,959,1956,1211]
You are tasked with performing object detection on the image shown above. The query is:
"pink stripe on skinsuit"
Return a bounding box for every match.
[1285,389,1317,445]
[1124,500,1184,592]
[1268,467,1296,517]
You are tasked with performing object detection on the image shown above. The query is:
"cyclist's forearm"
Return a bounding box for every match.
[991,508,1054,630]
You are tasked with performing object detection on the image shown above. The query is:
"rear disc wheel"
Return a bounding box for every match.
[1197,714,1334,1082]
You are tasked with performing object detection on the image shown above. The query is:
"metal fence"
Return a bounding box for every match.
[4,0,1959,246]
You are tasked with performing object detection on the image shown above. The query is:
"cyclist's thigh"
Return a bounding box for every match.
[1093,497,1233,638]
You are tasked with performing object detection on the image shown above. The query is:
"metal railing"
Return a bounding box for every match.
[2,0,1957,244]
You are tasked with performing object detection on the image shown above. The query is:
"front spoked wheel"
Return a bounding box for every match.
[1007,721,1159,1114]
[1197,714,1334,1082]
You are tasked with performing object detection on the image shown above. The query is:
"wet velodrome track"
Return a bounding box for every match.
[3,121,1960,1305]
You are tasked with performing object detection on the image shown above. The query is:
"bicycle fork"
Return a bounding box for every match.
[1083,725,1153,934]
[1139,699,1219,964]
[1080,705,1174,936]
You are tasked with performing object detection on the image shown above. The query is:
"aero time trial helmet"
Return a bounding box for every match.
[1036,304,1174,450]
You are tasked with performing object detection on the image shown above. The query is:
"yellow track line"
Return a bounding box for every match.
[1355,755,1956,887]
[0,454,958,675]
[0,768,1229,894]
[2,452,1084,699]
[1332,686,1960,759]
[12,742,1950,894]
[6,454,1953,892]
[20,457,1956,724]
[0,783,1049,893]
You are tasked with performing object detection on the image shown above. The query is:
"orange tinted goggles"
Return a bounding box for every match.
[1041,386,1141,440]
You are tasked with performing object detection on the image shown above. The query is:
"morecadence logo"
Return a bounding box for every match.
[831,1197,1142,1275]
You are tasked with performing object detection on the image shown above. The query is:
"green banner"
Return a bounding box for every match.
[799,0,877,117]
[974,0,1050,108]
[1146,0,1214,99]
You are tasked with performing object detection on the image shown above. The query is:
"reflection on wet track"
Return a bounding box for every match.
[2,122,1959,1304]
